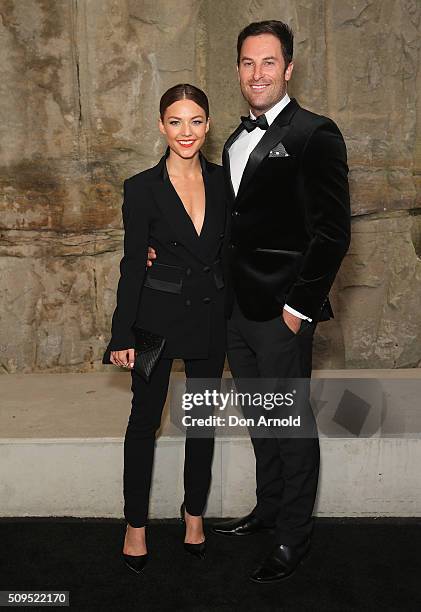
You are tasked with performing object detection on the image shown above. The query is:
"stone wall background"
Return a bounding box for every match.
[0,0,420,373]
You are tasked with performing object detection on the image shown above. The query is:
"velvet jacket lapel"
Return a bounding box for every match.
[223,98,300,206]
[150,148,224,264]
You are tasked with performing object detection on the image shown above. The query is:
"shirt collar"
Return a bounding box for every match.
[249,92,291,126]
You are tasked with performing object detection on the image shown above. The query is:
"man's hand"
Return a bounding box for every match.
[110,348,135,369]
[282,308,302,334]
[147,246,157,267]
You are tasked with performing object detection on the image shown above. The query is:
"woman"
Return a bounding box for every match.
[102,84,228,574]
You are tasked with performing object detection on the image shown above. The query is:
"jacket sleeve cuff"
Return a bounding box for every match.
[108,328,136,351]
[284,285,329,322]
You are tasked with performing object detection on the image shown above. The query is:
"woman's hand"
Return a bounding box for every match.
[110,348,135,369]
[147,246,156,267]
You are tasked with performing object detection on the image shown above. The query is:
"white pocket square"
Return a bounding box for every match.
[269,143,289,157]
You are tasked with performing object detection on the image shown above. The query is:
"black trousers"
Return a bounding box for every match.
[123,315,226,528]
[227,300,320,546]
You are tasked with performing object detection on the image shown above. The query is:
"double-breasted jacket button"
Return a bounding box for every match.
[185,299,191,307]
[232,211,240,217]
[202,297,211,304]
[202,266,210,273]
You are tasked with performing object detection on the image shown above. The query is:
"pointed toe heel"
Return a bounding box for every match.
[183,540,206,559]
[122,523,148,574]
[122,552,148,574]
[180,501,206,559]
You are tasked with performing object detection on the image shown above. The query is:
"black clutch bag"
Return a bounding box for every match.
[132,326,166,382]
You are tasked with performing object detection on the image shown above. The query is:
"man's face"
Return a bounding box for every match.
[237,33,293,115]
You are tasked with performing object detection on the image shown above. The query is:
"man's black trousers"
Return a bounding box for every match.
[227,300,320,546]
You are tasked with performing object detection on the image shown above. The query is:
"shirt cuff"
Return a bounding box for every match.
[284,303,313,322]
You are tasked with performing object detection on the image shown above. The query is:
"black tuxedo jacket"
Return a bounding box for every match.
[102,148,228,361]
[222,97,351,322]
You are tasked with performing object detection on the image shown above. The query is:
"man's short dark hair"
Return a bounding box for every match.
[237,20,294,67]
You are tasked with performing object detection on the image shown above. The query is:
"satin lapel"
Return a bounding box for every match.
[222,123,245,204]
[196,166,226,262]
[150,155,209,263]
[151,179,207,261]
[235,98,300,205]
[235,122,290,203]
[150,153,219,265]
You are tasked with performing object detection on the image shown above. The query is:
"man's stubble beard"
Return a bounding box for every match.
[240,81,288,114]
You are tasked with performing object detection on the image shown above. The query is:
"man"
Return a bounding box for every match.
[210,20,351,583]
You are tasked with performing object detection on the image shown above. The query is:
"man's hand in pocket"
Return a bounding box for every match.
[282,309,302,334]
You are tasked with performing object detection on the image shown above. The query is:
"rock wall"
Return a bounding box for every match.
[0,0,420,372]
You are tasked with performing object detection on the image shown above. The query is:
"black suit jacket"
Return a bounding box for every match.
[223,97,351,322]
[102,148,228,361]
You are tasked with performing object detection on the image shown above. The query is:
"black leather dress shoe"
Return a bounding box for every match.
[211,513,273,537]
[249,540,310,583]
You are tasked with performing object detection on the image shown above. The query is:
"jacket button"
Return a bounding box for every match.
[186,268,192,276]
[171,241,179,246]
[203,297,211,304]
[202,266,210,273]
[185,299,191,307]
[232,211,240,217]
[219,233,224,239]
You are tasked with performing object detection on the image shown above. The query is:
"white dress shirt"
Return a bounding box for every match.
[228,93,312,322]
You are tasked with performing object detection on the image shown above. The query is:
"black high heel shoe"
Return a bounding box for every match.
[180,502,206,559]
[122,524,148,574]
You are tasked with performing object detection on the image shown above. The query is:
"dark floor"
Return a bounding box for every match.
[0,518,420,611]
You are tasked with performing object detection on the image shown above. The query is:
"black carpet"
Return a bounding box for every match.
[0,518,420,611]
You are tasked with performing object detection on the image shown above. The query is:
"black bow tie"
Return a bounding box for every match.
[240,114,269,132]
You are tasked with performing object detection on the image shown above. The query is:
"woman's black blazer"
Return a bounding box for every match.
[102,148,228,361]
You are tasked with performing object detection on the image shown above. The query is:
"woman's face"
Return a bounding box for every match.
[159,99,209,159]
